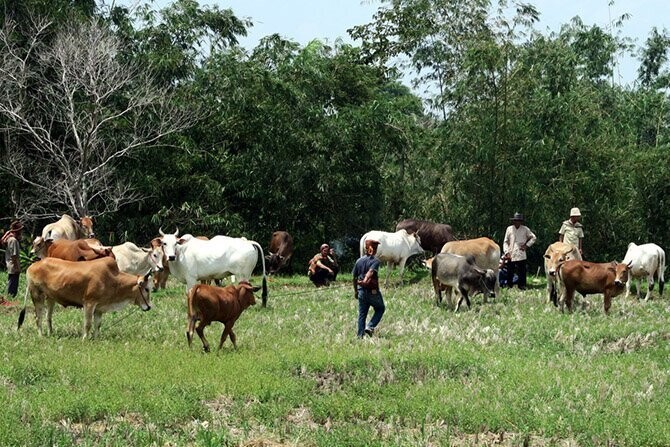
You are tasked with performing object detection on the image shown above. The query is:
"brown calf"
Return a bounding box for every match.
[558,260,631,314]
[186,281,260,352]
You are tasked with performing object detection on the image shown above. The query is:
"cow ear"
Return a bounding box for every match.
[177,238,186,245]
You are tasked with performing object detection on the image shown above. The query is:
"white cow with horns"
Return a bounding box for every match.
[158,228,268,306]
[359,229,424,287]
[622,242,665,301]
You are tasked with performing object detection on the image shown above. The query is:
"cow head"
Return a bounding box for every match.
[135,270,154,311]
[544,243,580,276]
[147,238,165,272]
[31,236,53,260]
[79,216,95,238]
[472,266,497,299]
[613,261,632,287]
[159,227,183,261]
[238,280,260,307]
[407,233,424,257]
[265,252,285,274]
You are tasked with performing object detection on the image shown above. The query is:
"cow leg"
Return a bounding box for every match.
[385,262,393,288]
[186,317,197,349]
[397,259,407,286]
[83,303,96,339]
[34,298,46,337]
[46,300,56,336]
[93,310,103,338]
[195,322,210,352]
[458,286,471,310]
[645,273,654,301]
[624,276,632,299]
[604,292,612,314]
[433,278,442,305]
[219,324,236,350]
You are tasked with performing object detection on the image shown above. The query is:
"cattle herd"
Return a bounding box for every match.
[12,215,667,350]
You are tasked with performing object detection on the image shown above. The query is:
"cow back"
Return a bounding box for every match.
[360,229,423,262]
[396,219,454,255]
[47,239,112,262]
[440,237,500,272]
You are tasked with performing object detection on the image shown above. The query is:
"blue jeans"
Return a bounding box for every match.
[357,288,385,337]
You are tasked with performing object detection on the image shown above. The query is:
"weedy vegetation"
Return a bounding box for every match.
[1,268,669,446]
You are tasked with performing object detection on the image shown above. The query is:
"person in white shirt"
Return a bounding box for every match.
[503,212,537,290]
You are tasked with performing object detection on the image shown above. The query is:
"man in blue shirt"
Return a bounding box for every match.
[352,239,385,338]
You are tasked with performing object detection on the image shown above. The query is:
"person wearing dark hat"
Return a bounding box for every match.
[307,243,339,287]
[502,213,537,290]
[559,207,584,257]
[352,239,385,338]
[2,220,24,303]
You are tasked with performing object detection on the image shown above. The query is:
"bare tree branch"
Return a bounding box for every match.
[0,17,196,219]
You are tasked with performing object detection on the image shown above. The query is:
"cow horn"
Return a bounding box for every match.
[174,228,179,237]
[159,227,165,236]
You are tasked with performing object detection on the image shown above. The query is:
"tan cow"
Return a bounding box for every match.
[186,281,260,352]
[543,242,582,306]
[32,214,96,253]
[18,257,153,338]
[439,237,501,298]
[557,260,631,314]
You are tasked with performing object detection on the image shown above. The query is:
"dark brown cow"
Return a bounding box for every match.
[33,238,114,262]
[395,219,455,256]
[186,281,260,352]
[266,231,294,274]
[558,260,632,314]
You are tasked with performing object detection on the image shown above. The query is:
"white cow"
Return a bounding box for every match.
[158,229,268,306]
[111,240,165,276]
[32,214,95,254]
[622,242,665,301]
[359,229,424,287]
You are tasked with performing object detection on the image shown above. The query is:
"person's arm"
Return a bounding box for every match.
[502,227,511,256]
[559,234,564,242]
[525,228,537,248]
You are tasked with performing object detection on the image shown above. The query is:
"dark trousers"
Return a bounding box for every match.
[7,273,20,297]
[309,268,336,287]
[506,260,527,289]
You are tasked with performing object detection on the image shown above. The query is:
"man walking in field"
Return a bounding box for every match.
[352,239,385,338]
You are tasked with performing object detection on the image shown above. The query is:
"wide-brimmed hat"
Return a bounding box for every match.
[365,239,380,249]
[570,207,581,217]
[9,220,24,231]
[509,212,524,221]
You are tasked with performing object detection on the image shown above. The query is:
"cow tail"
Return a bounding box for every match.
[251,241,268,307]
[659,248,666,296]
[17,271,32,330]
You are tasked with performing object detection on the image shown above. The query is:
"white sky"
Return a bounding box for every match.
[125,0,670,86]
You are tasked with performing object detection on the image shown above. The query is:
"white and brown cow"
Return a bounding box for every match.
[18,257,153,338]
[32,214,96,254]
[543,242,582,306]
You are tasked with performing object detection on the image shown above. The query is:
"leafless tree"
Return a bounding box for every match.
[0,17,195,219]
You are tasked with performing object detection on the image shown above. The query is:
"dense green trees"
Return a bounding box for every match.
[1,0,669,268]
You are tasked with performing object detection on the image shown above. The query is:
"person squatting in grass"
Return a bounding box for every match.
[308,243,339,287]
[352,239,385,338]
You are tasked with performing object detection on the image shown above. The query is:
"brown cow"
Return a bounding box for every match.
[186,281,260,352]
[266,230,294,274]
[558,260,632,314]
[544,242,582,306]
[33,238,114,261]
[18,257,153,338]
[396,219,455,256]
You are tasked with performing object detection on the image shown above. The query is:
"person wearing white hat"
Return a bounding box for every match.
[559,208,584,256]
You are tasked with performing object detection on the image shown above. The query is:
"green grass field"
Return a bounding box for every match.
[1,268,669,446]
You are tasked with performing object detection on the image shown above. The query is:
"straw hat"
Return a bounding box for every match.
[9,220,24,232]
